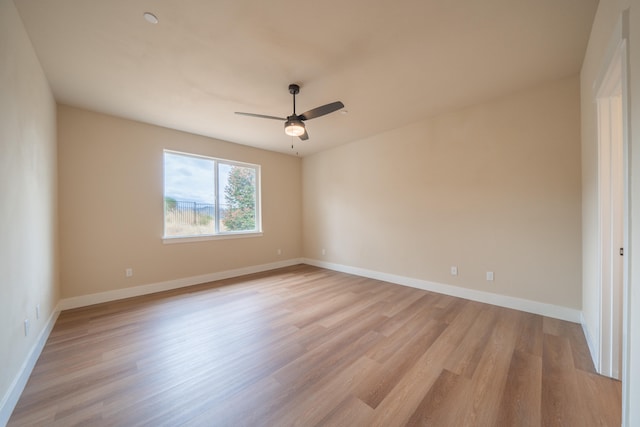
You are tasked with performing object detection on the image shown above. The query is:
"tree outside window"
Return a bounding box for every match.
[222,166,256,231]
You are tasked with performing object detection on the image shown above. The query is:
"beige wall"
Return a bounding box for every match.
[0,0,58,415]
[303,76,582,309]
[580,0,640,423]
[57,106,302,298]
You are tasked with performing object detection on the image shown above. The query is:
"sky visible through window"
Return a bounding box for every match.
[164,152,230,204]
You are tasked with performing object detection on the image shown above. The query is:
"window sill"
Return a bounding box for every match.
[162,232,263,244]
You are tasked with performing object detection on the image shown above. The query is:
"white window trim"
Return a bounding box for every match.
[162,232,264,244]
[163,149,262,241]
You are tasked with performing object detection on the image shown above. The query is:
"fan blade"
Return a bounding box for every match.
[299,101,344,121]
[235,112,285,121]
[299,129,309,141]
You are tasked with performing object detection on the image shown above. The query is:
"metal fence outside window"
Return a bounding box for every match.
[165,200,215,226]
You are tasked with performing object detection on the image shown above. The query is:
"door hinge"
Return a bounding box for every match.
[620,247,624,256]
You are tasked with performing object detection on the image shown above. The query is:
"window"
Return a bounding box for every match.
[163,150,261,240]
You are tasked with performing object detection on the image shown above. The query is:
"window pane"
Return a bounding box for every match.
[219,163,257,232]
[164,152,215,237]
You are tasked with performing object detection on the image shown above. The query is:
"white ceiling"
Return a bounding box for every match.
[15,0,598,156]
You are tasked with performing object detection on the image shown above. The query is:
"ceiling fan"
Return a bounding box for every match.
[235,84,344,141]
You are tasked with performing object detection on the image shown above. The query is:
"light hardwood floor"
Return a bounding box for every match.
[8,265,621,426]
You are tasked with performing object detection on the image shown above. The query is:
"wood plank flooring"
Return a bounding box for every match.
[8,264,621,426]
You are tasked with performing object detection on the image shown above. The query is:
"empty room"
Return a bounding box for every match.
[2,0,640,425]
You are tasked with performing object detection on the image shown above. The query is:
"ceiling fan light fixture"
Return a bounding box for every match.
[284,119,305,137]
[236,84,343,142]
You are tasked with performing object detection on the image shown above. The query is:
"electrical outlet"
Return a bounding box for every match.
[36,304,40,320]
[321,248,326,256]
[486,271,494,281]
[450,266,458,276]
[277,248,282,256]
[125,268,133,278]
[24,319,30,337]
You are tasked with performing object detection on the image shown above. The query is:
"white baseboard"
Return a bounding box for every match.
[59,258,303,311]
[0,305,60,427]
[303,258,582,323]
[581,312,600,373]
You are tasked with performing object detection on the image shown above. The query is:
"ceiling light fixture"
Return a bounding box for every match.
[143,12,159,24]
[284,118,305,137]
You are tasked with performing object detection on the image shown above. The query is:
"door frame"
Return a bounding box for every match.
[595,37,628,381]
